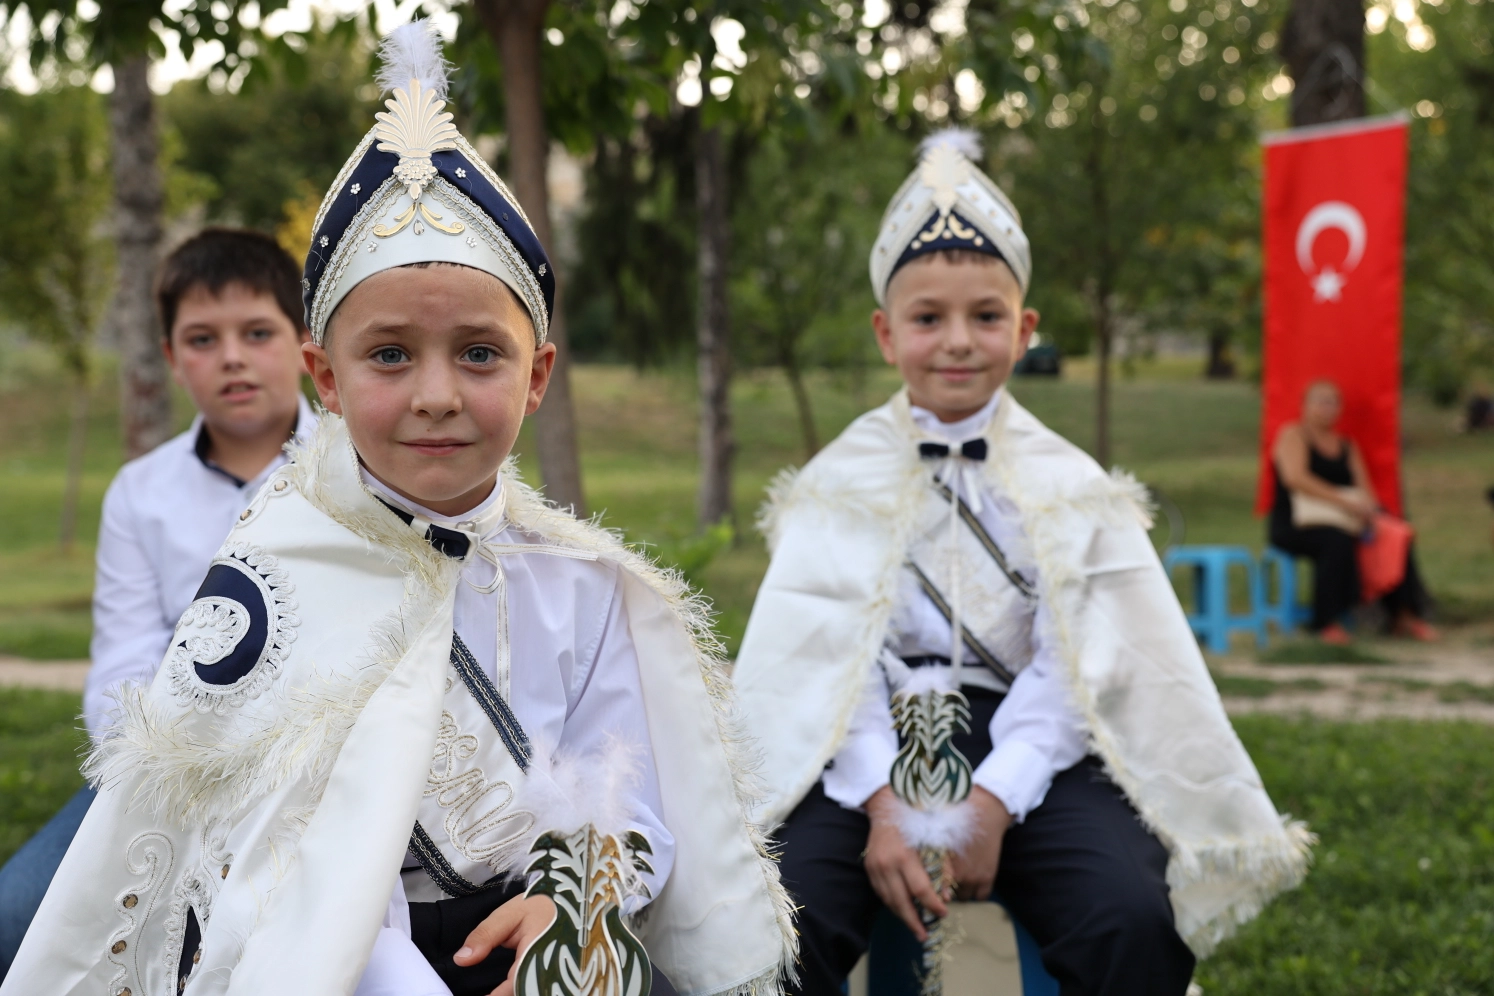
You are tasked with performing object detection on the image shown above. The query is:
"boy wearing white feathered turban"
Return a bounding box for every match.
[2,22,794,996]
[731,130,1312,995]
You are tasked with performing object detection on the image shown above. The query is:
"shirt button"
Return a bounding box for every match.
[239,509,251,521]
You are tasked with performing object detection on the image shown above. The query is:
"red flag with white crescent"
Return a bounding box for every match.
[1257,114,1409,517]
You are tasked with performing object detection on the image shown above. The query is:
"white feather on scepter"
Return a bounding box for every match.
[375,19,453,101]
[919,126,983,163]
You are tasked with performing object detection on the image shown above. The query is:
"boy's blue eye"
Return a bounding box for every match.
[246,327,273,341]
[464,346,497,364]
[374,347,407,365]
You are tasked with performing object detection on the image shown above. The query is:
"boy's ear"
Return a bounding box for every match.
[871,309,899,367]
[1015,307,1040,359]
[302,341,343,416]
[160,332,188,389]
[526,342,557,416]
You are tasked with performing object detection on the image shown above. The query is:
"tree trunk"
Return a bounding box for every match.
[109,55,171,460]
[1205,329,1237,379]
[781,345,820,461]
[59,364,90,552]
[695,123,736,529]
[1094,301,1113,466]
[1281,0,1366,126]
[1087,94,1116,468]
[474,0,586,515]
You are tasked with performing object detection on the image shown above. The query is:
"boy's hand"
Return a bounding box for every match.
[947,787,1013,902]
[863,786,948,941]
[453,893,556,996]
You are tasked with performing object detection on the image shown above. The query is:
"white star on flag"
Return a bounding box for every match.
[1311,267,1347,302]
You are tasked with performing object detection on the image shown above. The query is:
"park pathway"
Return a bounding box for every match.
[1210,619,1494,723]
[4,625,1494,721]
[0,656,88,692]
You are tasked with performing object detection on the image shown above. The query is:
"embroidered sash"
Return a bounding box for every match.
[903,481,1038,690]
[405,634,537,902]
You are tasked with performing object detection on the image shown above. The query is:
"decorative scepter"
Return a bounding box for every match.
[888,669,975,996]
[511,748,654,996]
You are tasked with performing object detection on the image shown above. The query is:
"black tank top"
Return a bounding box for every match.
[1271,435,1353,535]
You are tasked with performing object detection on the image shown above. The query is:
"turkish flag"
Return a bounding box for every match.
[1257,115,1409,517]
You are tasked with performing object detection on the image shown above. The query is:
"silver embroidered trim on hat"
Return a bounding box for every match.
[869,133,1032,304]
[309,173,548,346]
[311,129,377,245]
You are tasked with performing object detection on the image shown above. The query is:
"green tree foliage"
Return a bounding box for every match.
[1368,0,1494,404]
[991,0,1286,365]
[731,123,911,456]
[161,20,379,234]
[0,84,112,547]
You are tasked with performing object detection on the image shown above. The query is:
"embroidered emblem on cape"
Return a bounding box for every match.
[107,832,175,996]
[164,872,212,992]
[515,827,654,996]
[167,542,299,714]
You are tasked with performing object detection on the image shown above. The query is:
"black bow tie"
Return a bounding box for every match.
[377,497,472,559]
[918,438,988,461]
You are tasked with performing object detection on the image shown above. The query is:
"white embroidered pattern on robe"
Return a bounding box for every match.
[165,542,299,715]
[108,832,175,996]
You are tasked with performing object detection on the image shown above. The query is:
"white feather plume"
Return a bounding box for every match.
[512,736,645,845]
[375,19,453,101]
[890,796,979,851]
[919,127,983,163]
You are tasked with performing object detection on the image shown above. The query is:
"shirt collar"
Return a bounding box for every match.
[909,389,1003,442]
[191,395,319,489]
[359,467,507,536]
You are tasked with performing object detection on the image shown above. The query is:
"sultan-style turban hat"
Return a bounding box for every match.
[301,20,553,345]
[869,128,1031,304]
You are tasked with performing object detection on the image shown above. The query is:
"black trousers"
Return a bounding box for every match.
[1270,524,1431,630]
[407,881,680,996]
[776,690,1195,996]
[409,882,525,996]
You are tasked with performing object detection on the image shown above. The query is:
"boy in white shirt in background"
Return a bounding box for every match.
[0,228,313,981]
[732,131,1312,995]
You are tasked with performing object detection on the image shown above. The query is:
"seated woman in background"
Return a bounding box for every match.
[1271,379,1437,645]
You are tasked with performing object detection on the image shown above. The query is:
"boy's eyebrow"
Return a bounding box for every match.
[347,320,524,342]
[904,294,1011,308]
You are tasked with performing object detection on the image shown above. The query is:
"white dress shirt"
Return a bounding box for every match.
[85,397,316,739]
[358,473,675,994]
[821,391,1088,822]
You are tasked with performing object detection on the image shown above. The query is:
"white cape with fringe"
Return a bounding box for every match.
[733,389,1312,956]
[4,415,794,996]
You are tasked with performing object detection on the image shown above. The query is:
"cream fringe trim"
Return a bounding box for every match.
[501,458,800,987]
[85,421,461,834]
[760,392,1312,958]
[983,404,1313,958]
[92,412,796,988]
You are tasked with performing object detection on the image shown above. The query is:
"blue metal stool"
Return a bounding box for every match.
[1162,545,1267,653]
[1259,546,1311,634]
[865,904,1058,996]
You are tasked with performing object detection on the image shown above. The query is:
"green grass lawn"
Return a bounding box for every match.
[1199,716,1494,994]
[2,351,1490,655]
[1,687,1490,992]
[2,349,1493,990]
